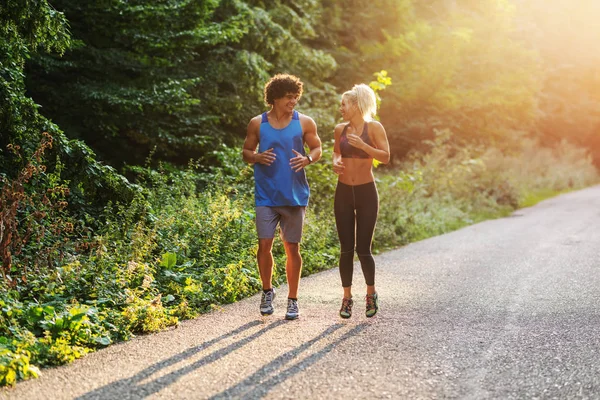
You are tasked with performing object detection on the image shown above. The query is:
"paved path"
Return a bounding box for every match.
[3,186,600,399]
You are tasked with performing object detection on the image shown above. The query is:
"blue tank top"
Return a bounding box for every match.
[254,110,310,207]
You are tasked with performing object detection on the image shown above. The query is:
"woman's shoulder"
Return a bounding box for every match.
[334,122,348,136]
[335,122,350,131]
[366,120,384,130]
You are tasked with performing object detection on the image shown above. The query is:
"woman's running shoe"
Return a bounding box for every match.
[365,293,379,318]
[339,297,353,319]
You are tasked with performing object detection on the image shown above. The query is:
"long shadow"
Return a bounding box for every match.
[77,319,281,400]
[210,323,370,399]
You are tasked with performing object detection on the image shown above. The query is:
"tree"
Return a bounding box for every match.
[25,0,339,167]
[1,0,134,217]
[515,0,600,166]
[315,0,541,160]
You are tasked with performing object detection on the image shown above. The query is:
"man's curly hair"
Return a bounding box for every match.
[264,74,303,106]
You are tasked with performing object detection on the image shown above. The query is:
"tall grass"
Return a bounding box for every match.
[374,132,599,250]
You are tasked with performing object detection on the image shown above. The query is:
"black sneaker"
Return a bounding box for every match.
[260,288,276,316]
[285,298,299,320]
[365,293,379,318]
[339,297,353,319]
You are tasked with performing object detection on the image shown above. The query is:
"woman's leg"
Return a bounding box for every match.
[355,182,379,293]
[334,182,356,292]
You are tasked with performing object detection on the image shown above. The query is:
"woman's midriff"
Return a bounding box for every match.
[338,157,375,186]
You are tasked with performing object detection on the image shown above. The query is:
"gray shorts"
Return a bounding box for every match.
[255,206,306,243]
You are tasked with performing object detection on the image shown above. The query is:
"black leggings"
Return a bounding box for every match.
[334,181,379,287]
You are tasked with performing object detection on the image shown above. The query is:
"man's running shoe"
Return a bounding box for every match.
[285,298,299,320]
[260,288,276,316]
[365,293,379,318]
[339,297,353,319]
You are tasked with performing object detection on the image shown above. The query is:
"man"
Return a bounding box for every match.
[242,74,322,320]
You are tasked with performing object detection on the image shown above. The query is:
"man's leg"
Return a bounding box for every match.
[278,206,304,320]
[257,238,275,290]
[283,241,302,298]
[257,237,276,316]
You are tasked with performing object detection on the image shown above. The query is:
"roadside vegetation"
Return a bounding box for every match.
[1,0,599,387]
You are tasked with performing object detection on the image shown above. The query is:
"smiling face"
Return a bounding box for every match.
[339,94,357,121]
[274,92,299,112]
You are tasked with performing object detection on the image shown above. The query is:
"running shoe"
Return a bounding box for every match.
[285,298,299,320]
[339,297,353,319]
[365,293,379,318]
[260,288,276,316]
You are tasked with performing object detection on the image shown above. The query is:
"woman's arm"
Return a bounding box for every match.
[347,121,390,164]
[332,124,345,175]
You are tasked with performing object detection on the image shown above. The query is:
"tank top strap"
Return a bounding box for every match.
[341,123,350,136]
[261,112,269,123]
[361,122,368,137]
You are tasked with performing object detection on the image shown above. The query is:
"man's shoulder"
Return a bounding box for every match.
[297,112,316,126]
[296,111,312,121]
[248,114,265,128]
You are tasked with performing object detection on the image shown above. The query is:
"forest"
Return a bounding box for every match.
[1,0,599,386]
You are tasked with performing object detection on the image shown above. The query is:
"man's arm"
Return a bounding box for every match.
[291,114,322,172]
[303,115,322,163]
[243,117,275,165]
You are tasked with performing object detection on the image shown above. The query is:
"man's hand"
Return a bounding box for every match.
[333,159,345,175]
[255,148,276,165]
[290,149,309,172]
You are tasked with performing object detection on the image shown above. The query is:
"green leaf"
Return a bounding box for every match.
[94,336,112,346]
[160,252,177,269]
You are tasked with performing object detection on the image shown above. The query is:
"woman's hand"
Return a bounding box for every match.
[333,159,345,175]
[346,133,366,150]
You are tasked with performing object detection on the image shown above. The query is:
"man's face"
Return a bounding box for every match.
[274,92,300,111]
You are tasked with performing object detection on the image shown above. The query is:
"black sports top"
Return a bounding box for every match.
[339,122,374,159]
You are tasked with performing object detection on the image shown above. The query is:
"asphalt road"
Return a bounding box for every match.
[3,185,600,399]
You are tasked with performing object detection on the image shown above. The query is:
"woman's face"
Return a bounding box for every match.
[339,95,357,121]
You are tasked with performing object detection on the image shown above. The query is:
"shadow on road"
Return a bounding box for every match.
[76,319,280,399]
[75,319,369,399]
[210,322,370,399]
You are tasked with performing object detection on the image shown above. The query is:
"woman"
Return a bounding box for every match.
[332,84,390,318]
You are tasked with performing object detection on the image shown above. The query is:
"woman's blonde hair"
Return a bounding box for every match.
[342,84,377,121]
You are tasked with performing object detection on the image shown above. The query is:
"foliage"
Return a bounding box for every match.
[0,0,136,217]
[25,0,339,167]
[375,132,599,250]
[316,0,541,160]
[517,0,600,167]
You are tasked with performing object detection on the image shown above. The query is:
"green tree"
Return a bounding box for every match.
[516,0,600,166]
[316,0,541,160]
[26,0,339,167]
[0,0,132,213]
